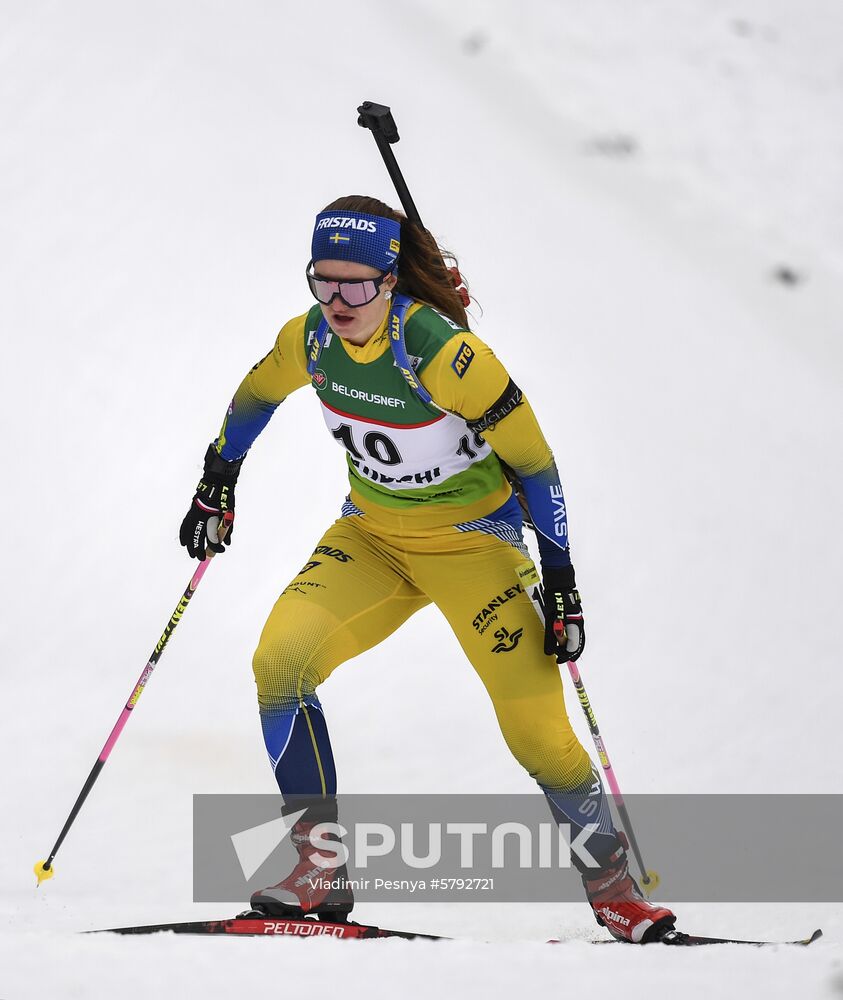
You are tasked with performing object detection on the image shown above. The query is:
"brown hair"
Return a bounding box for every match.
[320,195,469,329]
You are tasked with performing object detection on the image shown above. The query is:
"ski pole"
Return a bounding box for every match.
[515,561,661,894]
[34,511,234,886]
[357,101,424,226]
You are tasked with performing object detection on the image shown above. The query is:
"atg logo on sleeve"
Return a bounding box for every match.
[451,341,475,378]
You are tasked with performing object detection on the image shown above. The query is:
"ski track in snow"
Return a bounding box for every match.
[1,1,841,996]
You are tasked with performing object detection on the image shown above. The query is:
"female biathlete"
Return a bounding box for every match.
[179,195,675,943]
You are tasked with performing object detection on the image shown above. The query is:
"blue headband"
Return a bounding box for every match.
[311,210,401,273]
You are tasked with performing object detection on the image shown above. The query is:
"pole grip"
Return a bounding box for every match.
[205,510,235,560]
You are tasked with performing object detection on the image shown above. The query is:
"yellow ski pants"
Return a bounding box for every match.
[252,512,593,791]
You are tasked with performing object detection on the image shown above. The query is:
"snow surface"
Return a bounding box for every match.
[1,1,842,997]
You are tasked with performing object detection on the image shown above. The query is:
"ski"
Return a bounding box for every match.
[583,927,823,947]
[656,927,823,948]
[92,914,822,947]
[91,914,445,940]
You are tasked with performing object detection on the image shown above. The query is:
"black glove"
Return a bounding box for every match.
[542,564,585,662]
[179,444,243,560]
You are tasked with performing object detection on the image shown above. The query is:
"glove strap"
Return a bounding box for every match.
[203,443,244,480]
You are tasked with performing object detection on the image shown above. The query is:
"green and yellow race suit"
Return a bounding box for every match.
[212,300,618,864]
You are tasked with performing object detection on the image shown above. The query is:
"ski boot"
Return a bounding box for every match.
[249,811,354,921]
[582,835,675,943]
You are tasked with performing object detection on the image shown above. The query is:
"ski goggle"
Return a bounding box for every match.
[305,260,394,308]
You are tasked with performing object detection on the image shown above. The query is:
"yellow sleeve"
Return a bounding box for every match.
[483,395,555,477]
[216,312,310,458]
[246,311,311,402]
[420,331,554,477]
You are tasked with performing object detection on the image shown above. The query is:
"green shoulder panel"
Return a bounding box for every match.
[403,304,466,377]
